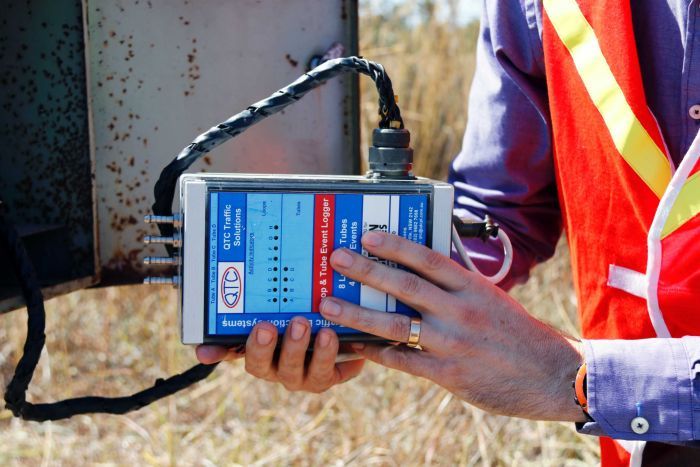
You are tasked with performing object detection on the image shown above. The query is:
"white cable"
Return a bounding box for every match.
[451,223,513,285]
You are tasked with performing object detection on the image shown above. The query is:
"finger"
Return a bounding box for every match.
[335,358,366,383]
[362,231,475,292]
[304,328,340,392]
[196,345,233,364]
[276,317,312,390]
[351,343,433,379]
[330,248,456,316]
[320,297,438,349]
[244,323,279,380]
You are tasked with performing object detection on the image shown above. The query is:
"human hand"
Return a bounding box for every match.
[319,231,586,422]
[195,318,364,393]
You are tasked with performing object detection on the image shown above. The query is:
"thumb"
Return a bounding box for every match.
[351,343,432,378]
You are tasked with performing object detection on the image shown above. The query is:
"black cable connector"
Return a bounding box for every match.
[452,215,500,242]
[367,128,414,179]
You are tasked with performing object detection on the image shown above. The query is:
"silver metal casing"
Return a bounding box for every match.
[179,173,454,345]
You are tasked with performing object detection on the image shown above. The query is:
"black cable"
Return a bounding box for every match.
[152,57,403,250]
[1,56,404,421]
[0,204,218,421]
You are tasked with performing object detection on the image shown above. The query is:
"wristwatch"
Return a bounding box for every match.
[573,362,594,421]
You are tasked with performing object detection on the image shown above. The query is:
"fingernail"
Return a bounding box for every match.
[351,342,365,351]
[290,320,306,340]
[318,331,331,348]
[332,249,354,268]
[321,298,342,317]
[257,327,274,345]
[363,231,383,247]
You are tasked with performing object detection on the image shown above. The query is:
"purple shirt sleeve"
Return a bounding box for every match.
[453,0,700,443]
[579,338,700,443]
[447,0,562,290]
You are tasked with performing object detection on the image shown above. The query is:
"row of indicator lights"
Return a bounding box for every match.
[274,224,296,304]
[280,265,292,303]
[264,224,296,304]
[267,224,281,303]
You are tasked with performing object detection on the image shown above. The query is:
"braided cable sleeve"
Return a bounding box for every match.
[152,57,403,247]
[16,363,218,421]
[0,56,402,421]
[0,206,218,421]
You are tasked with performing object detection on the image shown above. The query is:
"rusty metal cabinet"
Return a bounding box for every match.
[0,0,359,312]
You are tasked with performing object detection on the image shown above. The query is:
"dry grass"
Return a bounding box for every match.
[359,2,478,178]
[0,3,600,466]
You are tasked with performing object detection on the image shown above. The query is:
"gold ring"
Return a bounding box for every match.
[406,317,422,348]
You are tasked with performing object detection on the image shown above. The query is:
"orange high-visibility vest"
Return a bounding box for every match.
[542,0,700,465]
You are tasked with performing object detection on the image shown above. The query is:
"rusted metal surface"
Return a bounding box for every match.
[0,0,98,312]
[87,0,359,284]
[0,0,359,312]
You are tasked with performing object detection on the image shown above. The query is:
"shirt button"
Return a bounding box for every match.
[631,416,650,434]
[689,105,700,120]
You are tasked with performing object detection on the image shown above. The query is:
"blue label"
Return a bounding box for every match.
[215,313,352,335]
[399,195,427,244]
[280,194,314,313]
[208,193,219,334]
[396,195,426,314]
[333,194,363,303]
[218,193,247,262]
[244,193,282,313]
[207,191,429,336]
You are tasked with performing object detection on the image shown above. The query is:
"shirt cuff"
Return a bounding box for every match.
[576,337,700,442]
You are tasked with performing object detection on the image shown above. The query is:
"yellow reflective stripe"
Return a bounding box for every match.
[544,0,672,199]
[661,171,700,238]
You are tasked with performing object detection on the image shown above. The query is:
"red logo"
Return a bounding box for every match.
[221,266,242,308]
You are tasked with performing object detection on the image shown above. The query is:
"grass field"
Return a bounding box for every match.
[0,2,601,465]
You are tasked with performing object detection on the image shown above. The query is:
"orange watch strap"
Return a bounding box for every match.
[574,362,588,412]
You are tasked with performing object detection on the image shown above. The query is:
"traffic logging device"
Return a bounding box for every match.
[2,57,512,421]
[167,173,453,345]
